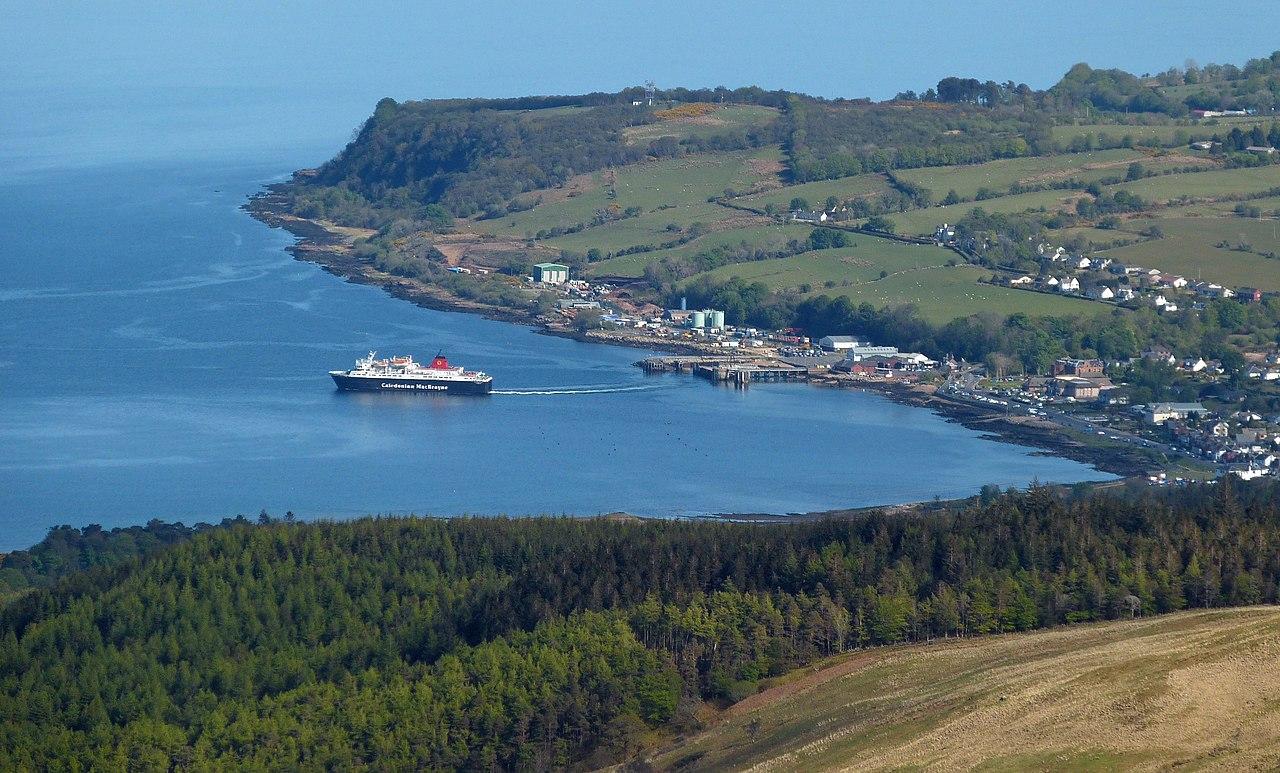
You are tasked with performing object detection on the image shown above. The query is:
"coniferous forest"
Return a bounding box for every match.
[3,480,1280,769]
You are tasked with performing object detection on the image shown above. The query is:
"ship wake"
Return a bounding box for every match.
[492,385,659,396]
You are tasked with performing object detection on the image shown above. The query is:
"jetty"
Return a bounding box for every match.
[637,355,810,387]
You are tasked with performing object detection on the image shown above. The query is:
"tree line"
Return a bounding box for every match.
[3,480,1280,769]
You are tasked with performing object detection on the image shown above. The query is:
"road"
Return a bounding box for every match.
[942,386,1211,473]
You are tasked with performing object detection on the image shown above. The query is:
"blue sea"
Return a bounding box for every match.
[0,87,1111,550]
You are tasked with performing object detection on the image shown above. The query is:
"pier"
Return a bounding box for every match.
[638,356,810,387]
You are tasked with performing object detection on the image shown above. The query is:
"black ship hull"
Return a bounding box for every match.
[331,373,492,395]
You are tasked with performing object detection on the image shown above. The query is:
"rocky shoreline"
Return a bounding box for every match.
[840,380,1153,478]
[245,189,1152,486]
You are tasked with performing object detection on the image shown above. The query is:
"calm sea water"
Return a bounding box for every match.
[0,93,1111,551]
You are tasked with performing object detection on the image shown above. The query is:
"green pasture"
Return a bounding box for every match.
[683,237,1110,323]
[478,148,779,236]
[1051,118,1270,147]
[1100,215,1280,290]
[894,149,1142,199]
[587,223,813,278]
[734,173,890,212]
[865,189,1085,236]
[1107,164,1280,203]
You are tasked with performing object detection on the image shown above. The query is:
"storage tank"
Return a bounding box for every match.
[708,310,725,329]
[690,311,706,328]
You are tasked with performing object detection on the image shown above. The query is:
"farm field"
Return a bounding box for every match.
[867,189,1086,237]
[1225,195,1280,214]
[1051,117,1271,147]
[476,148,780,237]
[622,103,779,145]
[587,223,813,278]
[649,607,1280,772]
[893,149,1143,199]
[1101,215,1280,290]
[1108,164,1280,203]
[1143,197,1280,217]
[1051,225,1143,247]
[733,172,890,212]
[540,201,729,254]
[683,237,1109,323]
[688,239,954,286]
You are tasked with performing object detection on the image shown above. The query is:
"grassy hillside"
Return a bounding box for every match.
[587,223,811,278]
[477,147,780,239]
[869,189,1087,237]
[683,238,1108,324]
[733,172,889,212]
[621,103,779,145]
[261,74,1280,340]
[894,149,1144,199]
[1050,117,1272,147]
[652,607,1280,772]
[1107,164,1280,203]
[1100,216,1280,290]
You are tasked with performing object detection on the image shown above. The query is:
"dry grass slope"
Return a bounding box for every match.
[649,607,1280,772]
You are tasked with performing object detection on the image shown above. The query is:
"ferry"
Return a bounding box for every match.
[330,352,493,395]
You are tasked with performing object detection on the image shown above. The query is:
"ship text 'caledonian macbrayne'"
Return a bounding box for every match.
[330,352,493,395]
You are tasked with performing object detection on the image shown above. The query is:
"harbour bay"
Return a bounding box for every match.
[0,156,1112,550]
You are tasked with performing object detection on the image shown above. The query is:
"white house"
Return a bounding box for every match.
[1085,285,1115,300]
[897,352,936,366]
[1010,275,1034,286]
[1145,402,1208,424]
[791,210,828,224]
[1058,277,1080,293]
[1115,287,1136,301]
[1075,257,1093,270]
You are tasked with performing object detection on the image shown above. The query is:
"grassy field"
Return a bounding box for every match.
[540,202,729,254]
[688,240,953,285]
[1051,225,1142,247]
[867,189,1086,237]
[1139,196,1280,218]
[1100,215,1280,290]
[733,173,890,212]
[894,149,1143,199]
[649,607,1280,772]
[1051,118,1272,147]
[1107,164,1280,203]
[682,236,1109,323]
[587,223,813,278]
[622,103,779,145]
[476,148,781,237]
